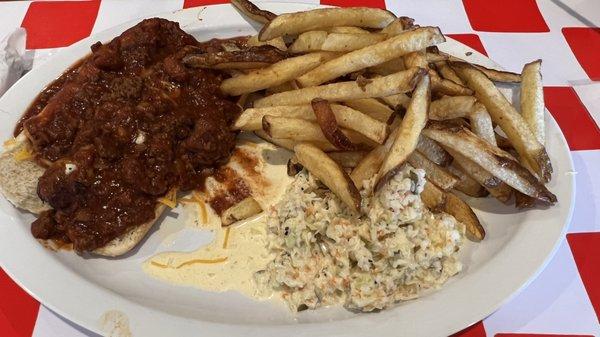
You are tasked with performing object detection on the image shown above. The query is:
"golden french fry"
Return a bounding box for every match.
[259,7,396,41]
[289,31,328,53]
[221,196,263,226]
[321,32,388,52]
[404,50,472,96]
[451,61,552,181]
[236,104,387,143]
[421,180,485,241]
[231,0,276,24]
[375,73,430,191]
[423,124,556,204]
[343,98,394,123]
[429,95,477,120]
[472,64,521,83]
[520,59,545,144]
[468,102,497,146]
[297,27,445,87]
[254,67,421,107]
[381,93,411,110]
[183,45,286,70]
[246,35,287,51]
[447,149,513,203]
[425,52,448,63]
[434,61,465,85]
[254,130,337,152]
[407,151,459,190]
[380,16,415,36]
[294,143,362,212]
[447,164,488,197]
[312,99,359,151]
[328,151,366,168]
[265,81,299,95]
[220,52,338,96]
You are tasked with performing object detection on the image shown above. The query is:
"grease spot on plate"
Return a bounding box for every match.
[99,310,132,337]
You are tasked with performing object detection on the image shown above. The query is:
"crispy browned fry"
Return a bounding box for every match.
[344,98,394,123]
[246,35,287,51]
[407,151,459,190]
[297,27,444,87]
[416,135,453,167]
[472,64,521,83]
[254,130,337,152]
[447,149,513,203]
[220,52,337,96]
[468,102,497,146]
[423,123,556,204]
[236,104,387,143]
[421,180,485,241]
[375,73,430,191]
[254,67,421,107]
[404,50,473,96]
[381,16,416,36]
[429,95,477,120]
[515,191,536,209]
[451,61,552,181]
[221,196,263,226]
[369,58,406,76]
[495,132,513,151]
[447,164,488,197]
[183,45,286,70]
[434,61,465,85]
[312,99,358,150]
[289,31,328,53]
[259,8,396,41]
[231,0,276,24]
[328,151,366,168]
[425,53,448,63]
[520,59,545,144]
[294,143,362,212]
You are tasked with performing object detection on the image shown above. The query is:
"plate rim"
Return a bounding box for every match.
[0,3,576,337]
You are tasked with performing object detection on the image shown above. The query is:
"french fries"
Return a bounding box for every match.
[447,149,513,203]
[428,95,476,120]
[221,196,263,226]
[468,102,497,146]
[520,59,545,144]
[289,31,328,53]
[375,73,430,191]
[343,98,394,123]
[421,180,485,241]
[451,61,552,182]
[434,61,465,85]
[297,27,444,87]
[236,104,387,143]
[407,151,459,190]
[294,143,361,212]
[290,32,388,53]
[472,64,522,83]
[447,164,488,197]
[423,123,556,204]
[381,93,411,110]
[246,35,287,51]
[255,130,337,152]
[328,151,366,168]
[403,50,473,96]
[416,135,453,167]
[254,67,422,107]
[231,0,276,24]
[221,52,338,96]
[369,58,406,75]
[259,7,396,41]
[312,99,358,150]
[326,26,371,34]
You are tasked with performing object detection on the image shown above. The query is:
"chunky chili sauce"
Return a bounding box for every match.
[22,18,241,252]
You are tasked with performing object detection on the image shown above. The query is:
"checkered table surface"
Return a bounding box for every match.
[1,1,599,336]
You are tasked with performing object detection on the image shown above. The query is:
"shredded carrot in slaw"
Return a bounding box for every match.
[222,226,231,249]
[151,256,228,269]
[158,188,178,208]
[3,138,16,147]
[192,191,208,224]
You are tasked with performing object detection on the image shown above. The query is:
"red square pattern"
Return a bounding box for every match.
[21,1,100,49]
[0,269,39,337]
[494,333,594,337]
[462,0,549,33]
[447,34,487,56]
[321,0,387,9]
[567,232,600,322]
[452,321,487,337]
[544,86,600,151]
[562,28,600,81]
[183,0,229,9]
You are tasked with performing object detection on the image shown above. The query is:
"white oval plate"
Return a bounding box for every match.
[0,3,575,337]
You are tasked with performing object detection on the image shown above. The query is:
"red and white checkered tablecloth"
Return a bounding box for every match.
[0,1,599,336]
